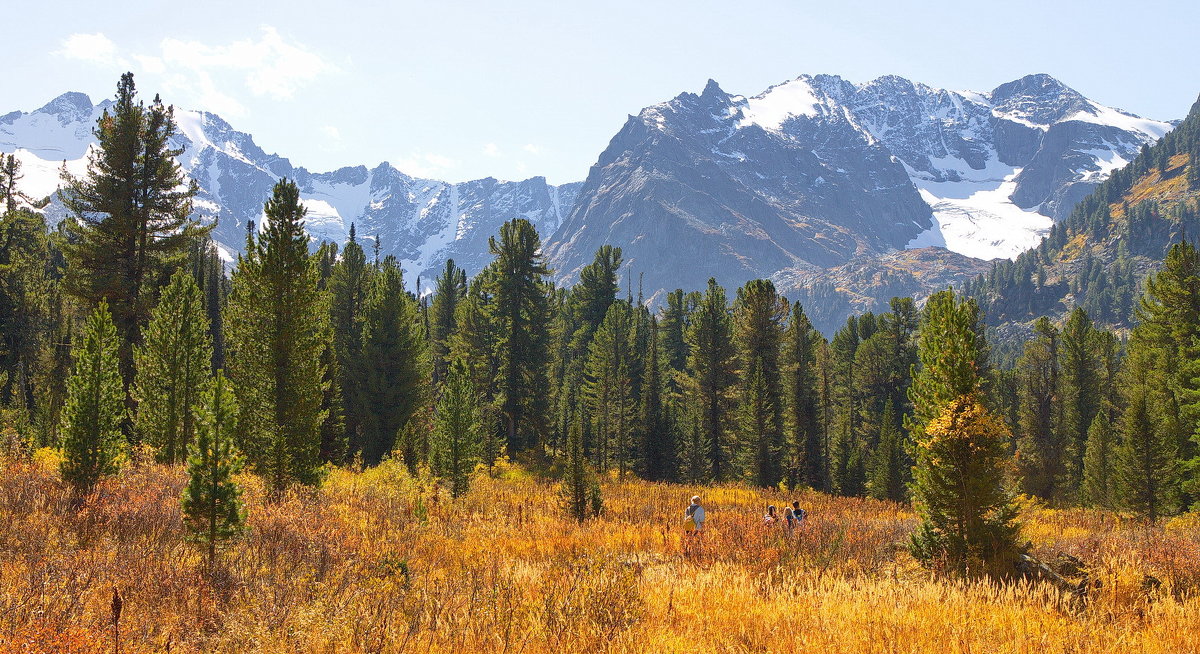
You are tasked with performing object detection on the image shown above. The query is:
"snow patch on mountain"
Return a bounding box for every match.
[738,77,823,130]
[907,167,1052,259]
[1063,104,1171,140]
[8,148,89,201]
[716,73,1170,261]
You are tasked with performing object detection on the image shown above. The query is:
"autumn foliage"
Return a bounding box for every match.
[2,452,1199,653]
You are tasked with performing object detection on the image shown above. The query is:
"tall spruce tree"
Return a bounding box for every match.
[133,268,213,462]
[0,206,53,413]
[36,286,74,448]
[225,179,329,494]
[327,225,371,459]
[1120,328,1182,521]
[829,315,862,494]
[584,301,635,475]
[639,316,674,481]
[1081,412,1117,509]
[1058,308,1102,497]
[60,301,126,493]
[430,258,467,387]
[659,289,691,395]
[909,393,1022,576]
[450,270,500,409]
[560,410,602,522]
[487,218,552,452]
[1015,317,1064,501]
[181,371,245,570]
[358,256,425,467]
[1138,241,1200,508]
[0,153,26,212]
[733,279,787,487]
[783,301,823,490]
[1117,387,1179,521]
[907,290,987,438]
[866,400,906,502]
[431,360,481,498]
[572,245,623,344]
[686,278,737,481]
[59,73,205,387]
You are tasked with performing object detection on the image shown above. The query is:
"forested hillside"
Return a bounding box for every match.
[5,70,1200,654]
[3,73,1196,525]
[967,95,1200,339]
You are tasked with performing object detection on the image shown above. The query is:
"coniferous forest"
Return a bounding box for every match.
[4,74,1200,652]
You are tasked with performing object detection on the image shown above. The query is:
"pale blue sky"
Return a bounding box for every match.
[8,0,1198,184]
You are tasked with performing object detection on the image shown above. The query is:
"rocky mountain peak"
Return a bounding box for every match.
[36,92,94,123]
[990,73,1090,126]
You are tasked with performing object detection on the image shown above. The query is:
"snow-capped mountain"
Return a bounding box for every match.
[1,74,1172,315]
[0,92,580,291]
[546,73,1171,305]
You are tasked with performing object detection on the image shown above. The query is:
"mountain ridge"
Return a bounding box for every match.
[0,74,1173,316]
[0,91,581,292]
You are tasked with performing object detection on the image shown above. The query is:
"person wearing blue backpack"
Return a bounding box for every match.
[789,500,807,529]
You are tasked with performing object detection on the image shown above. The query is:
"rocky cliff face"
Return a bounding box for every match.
[543,78,933,299]
[545,74,1171,307]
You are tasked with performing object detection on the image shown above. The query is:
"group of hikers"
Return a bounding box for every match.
[682,495,808,545]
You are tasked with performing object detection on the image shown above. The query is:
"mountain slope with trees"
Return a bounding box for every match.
[967,95,1200,343]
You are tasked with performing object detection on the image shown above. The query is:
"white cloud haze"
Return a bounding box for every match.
[55,27,336,117]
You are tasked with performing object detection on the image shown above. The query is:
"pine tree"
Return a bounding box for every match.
[1015,317,1064,501]
[583,301,635,475]
[60,301,126,493]
[678,411,711,484]
[358,256,425,467]
[430,258,467,387]
[1081,412,1117,509]
[686,278,737,481]
[867,401,906,502]
[431,360,481,498]
[35,286,74,448]
[733,279,786,487]
[548,288,579,454]
[488,218,552,452]
[560,411,602,522]
[829,316,862,495]
[133,269,212,462]
[909,393,1022,577]
[815,340,836,493]
[638,316,674,481]
[59,73,205,387]
[572,245,623,344]
[327,225,371,459]
[449,271,499,408]
[225,179,329,494]
[659,288,691,395]
[1138,241,1200,507]
[0,206,53,412]
[318,340,346,464]
[783,301,823,489]
[907,290,987,439]
[187,239,227,372]
[1058,308,1102,497]
[1117,388,1179,522]
[181,371,245,570]
[0,153,26,212]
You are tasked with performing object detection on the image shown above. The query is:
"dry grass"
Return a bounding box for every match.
[1,452,1198,653]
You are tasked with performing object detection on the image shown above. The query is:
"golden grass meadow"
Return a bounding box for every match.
[2,450,1199,653]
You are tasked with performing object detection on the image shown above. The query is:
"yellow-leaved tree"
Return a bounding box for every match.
[910,392,1023,576]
